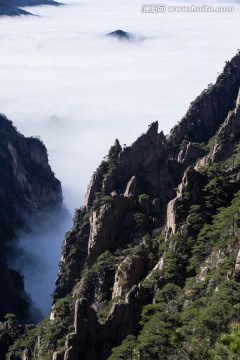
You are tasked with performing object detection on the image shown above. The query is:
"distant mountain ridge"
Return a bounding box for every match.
[0,0,62,16]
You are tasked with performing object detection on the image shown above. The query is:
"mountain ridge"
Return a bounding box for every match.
[0,0,62,16]
[5,50,240,360]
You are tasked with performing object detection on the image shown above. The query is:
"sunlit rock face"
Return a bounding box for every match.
[3,39,240,360]
[46,52,240,360]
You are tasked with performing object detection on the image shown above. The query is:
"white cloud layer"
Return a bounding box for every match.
[1,0,239,316]
[1,0,240,210]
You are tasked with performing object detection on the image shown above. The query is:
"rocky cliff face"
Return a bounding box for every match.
[0,114,62,251]
[0,114,62,326]
[169,53,240,149]
[7,51,240,360]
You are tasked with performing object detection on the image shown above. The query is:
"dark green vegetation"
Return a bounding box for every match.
[109,192,240,359]
[4,51,240,359]
[7,295,75,359]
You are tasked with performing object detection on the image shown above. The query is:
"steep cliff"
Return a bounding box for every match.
[0,113,62,325]
[7,51,240,360]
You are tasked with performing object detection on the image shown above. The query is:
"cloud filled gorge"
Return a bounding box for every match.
[9,205,72,320]
[0,0,240,316]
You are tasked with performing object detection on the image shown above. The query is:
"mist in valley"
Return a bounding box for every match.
[9,205,72,321]
[1,0,240,317]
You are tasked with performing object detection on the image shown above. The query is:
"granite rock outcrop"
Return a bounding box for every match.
[7,51,240,360]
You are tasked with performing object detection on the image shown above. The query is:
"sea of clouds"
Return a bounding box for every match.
[1,0,239,317]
